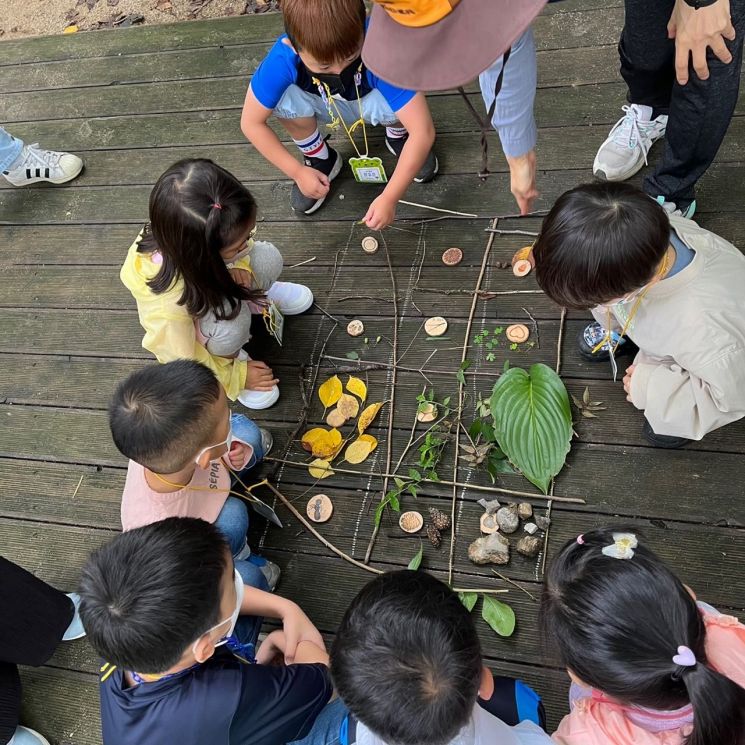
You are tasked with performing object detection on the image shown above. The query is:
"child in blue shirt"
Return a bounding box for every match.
[241,0,437,229]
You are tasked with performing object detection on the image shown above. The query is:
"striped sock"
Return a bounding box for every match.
[293,129,329,160]
[385,125,408,139]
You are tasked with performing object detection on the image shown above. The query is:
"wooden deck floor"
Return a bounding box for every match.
[1,2,744,742]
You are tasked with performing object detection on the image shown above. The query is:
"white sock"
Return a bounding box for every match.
[385,125,408,139]
[293,129,329,160]
[629,104,654,122]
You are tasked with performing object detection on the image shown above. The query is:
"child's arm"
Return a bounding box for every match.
[257,630,329,666]
[241,86,331,203]
[363,92,435,231]
[241,585,325,664]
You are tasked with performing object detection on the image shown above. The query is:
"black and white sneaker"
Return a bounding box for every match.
[2,143,83,186]
[642,420,690,449]
[385,135,439,183]
[577,322,638,362]
[290,146,343,215]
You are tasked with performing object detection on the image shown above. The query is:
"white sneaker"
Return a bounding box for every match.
[655,195,696,219]
[266,282,314,315]
[259,427,274,456]
[593,105,667,182]
[2,143,83,186]
[238,386,280,410]
[62,592,86,641]
[9,726,51,745]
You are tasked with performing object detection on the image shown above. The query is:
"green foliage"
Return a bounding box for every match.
[490,363,572,493]
[408,544,423,570]
[458,592,478,612]
[456,360,471,385]
[481,595,516,637]
[345,351,359,360]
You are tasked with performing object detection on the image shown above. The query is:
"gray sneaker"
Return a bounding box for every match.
[259,427,273,457]
[290,146,343,215]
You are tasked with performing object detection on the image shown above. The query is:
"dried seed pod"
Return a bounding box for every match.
[429,507,451,530]
[399,511,424,534]
[505,324,530,343]
[426,524,442,548]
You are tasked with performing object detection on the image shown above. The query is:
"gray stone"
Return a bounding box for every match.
[468,532,510,565]
[517,502,533,520]
[477,498,501,515]
[524,522,538,535]
[535,514,551,531]
[516,535,541,558]
[496,504,519,534]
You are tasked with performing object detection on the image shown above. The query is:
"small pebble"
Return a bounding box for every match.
[524,522,538,535]
[496,504,519,534]
[516,535,541,558]
[347,319,364,337]
[478,498,501,515]
[468,532,510,565]
[517,502,533,520]
[424,316,448,337]
[535,514,551,531]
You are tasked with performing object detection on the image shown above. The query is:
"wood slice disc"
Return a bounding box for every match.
[361,236,379,254]
[347,319,365,337]
[480,512,499,534]
[512,259,532,277]
[442,247,463,266]
[424,316,448,336]
[399,511,424,533]
[307,494,334,523]
[505,323,530,343]
[511,246,535,268]
[416,402,438,423]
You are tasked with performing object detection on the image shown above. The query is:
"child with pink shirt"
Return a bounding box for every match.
[542,527,745,745]
[109,359,280,591]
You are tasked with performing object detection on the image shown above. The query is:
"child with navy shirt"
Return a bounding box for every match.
[78,518,333,745]
[241,0,437,229]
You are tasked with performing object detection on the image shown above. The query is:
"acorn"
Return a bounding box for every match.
[429,507,451,531]
[426,524,442,548]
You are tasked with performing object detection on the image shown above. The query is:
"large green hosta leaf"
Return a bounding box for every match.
[489,364,572,493]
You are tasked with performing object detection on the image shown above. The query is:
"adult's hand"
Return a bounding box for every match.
[668,0,735,84]
[505,150,539,216]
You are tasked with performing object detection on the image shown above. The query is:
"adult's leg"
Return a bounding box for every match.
[0,128,23,173]
[0,663,21,745]
[645,0,745,205]
[619,0,676,114]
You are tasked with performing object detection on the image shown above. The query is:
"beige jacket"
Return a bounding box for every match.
[591,214,745,440]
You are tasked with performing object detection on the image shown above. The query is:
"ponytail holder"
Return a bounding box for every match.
[576,535,585,545]
[672,646,697,668]
[212,202,222,210]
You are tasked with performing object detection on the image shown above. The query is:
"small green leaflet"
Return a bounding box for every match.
[345,351,360,360]
[458,591,478,612]
[481,595,516,637]
[456,360,471,385]
[407,544,423,571]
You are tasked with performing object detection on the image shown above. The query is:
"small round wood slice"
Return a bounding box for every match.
[361,236,379,254]
[424,316,448,337]
[347,319,365,337]
[480,512,499,534]
[399,511,424,533]
[307,494,334,523]
[442,247,463,266]
[416,402,438,423]
[505,324,530,343]
[512,259,532,277]
[511,246,535,268]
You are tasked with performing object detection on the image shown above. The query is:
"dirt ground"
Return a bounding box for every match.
[0,0,279,41]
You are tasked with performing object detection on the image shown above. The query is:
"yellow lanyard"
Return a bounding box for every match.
[592,250,671,357]
[312,66,369,158]
[152,470,270,508]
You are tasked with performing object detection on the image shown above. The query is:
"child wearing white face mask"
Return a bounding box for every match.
[79,517,333,745]
[110,360,280,591]
[121,157,314,411]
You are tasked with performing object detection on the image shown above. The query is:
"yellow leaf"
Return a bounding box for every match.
[358,434,378,452]
[346,376,367,402]
[301,427,330,453]
[63,24,79,33]
[308,459,334,479]
[344,439,374,464]
[318,375,343,408]
[337,393,360,419]
[312,428,342,459]
[358,402,384,435]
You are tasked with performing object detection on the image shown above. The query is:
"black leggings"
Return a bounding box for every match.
[620,0,745,205]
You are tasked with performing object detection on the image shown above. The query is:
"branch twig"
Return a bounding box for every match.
[322,355,499,378]
[491,570,538,602]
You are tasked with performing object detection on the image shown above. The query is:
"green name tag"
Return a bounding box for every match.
[262,301,285,345]
[349,156,388,184]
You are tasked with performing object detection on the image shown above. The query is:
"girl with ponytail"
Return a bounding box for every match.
[541,527,745,745]
[121,158,313,409]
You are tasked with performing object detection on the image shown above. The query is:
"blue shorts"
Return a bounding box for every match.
[274,85,399,128]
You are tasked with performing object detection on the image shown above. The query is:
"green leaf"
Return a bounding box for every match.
[408,468,422,481]
[510,343,518,351]
[456,360,471,386]
[483,329,489,336]
[481,595,516,637]
[394,477,406,490]
[442,397,451,407]
[486,353,496,362]
[458,592,478,612]
[486,451,515,482]
[345,351,359,360]
[503,360,510,372]
[374,500,387,527]
[389,492,400,512]
[489,363,572,494]
[468,419,483,440]
[407,544,423,571]
[407,483,418,498]
[494,327,503,335]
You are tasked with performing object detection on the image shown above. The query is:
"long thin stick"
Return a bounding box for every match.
[263,457,586,504]
[397,200,478,218]
[287,256,317,269]
[491,570,538,602]
[322,355,498,378]
[364,234,399,564]
[484,228,539,237]
[448,217,499,586]
[414,286,544,298]
[556,306,567,376]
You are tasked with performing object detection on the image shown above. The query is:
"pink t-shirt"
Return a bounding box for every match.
[121,457,236,530]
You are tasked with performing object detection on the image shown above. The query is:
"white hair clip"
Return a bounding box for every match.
[601,532,638,560]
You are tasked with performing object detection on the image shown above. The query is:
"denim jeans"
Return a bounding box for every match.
[0,128,23,173]
[289,697,348,745]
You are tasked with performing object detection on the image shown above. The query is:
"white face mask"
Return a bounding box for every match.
[195,417,233,465]
[192,569,244,657]
[224,225,258,267]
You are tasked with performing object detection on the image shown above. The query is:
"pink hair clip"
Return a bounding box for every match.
[576,535,585,545]
[212,202,222,210]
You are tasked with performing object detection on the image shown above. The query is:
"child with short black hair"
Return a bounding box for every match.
[293,570,551,745]
[542,527,745,745]
[79,517,332,745]
[534,182,745,448]
[241,0,437,227]
[122,158,314,410]
[109,359,278,590]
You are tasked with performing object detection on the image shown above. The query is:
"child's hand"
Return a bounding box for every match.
[363,194,397,231]
[295,166,331,199]
[623,364,635,401]
[227,441,251,469]
[280,602,324,664]
[245,361,279,392]
[256,629,287,665]
[229,268,254,288]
